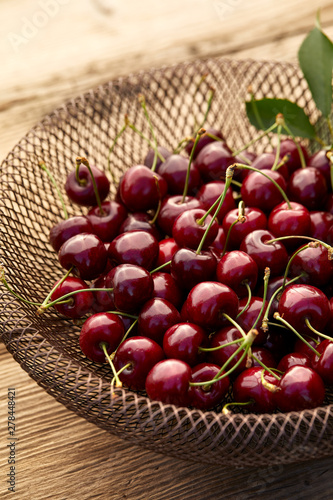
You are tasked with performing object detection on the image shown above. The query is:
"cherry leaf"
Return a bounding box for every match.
[298,21,333,118]
[245,98,316,139]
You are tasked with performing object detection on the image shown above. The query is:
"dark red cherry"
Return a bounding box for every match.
[157,195,203,236]
[171,248,217,290]
[86,201,127,242]
[277,352,311,373]
[144,146,172,171]
[137,298,181,345]
[276,138,309,176]
[197,181,236,223]
[152,272,183,309]
[118,212,162,241]
[240,169,287,212]
[288,167,328,210]
[251,347,277,369]
[172,208,218,250]
[186,281,239,329]
[222,207,267,249]
[216,250,258,298]
[185,128,225,158]
[145,359,192,406]
[189,363,230,410]
[49,215,93,252]
[209,226,226,259]
[311,339,333,385]
[293,335,321,360]
[90,272,115,313]
[65,163,110,207]
[275,365,325,412]
[244,152,289,181]
[107,230,159,270]
[267,201,311,250]
[158,154,202,195]
[257,275,291,317]
[113,336,164,390]
[308,149,332,185]
[50,276,94,318]
[193,142,237,182]
[232,367,278,413]
[58,233,107,280]
[237,297,268,345]
[106,264,154,313]
[155,238,180,272]
[262,327,294,363]
[79,312,125,363]
[288,243,333,287]
[119,165,167,212]
[239,229,288,278]
[209,326,248,376]
[163,322,208,366]
[309,211,333,241]
[278,284,330,336]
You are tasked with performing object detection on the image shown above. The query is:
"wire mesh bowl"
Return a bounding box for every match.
[1,57,333,467]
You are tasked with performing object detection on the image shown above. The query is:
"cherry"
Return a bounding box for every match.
[309,211,333,241]
[193,142,237,182]
[118,212,162,241]
[151,272,183,309]
[232,367,278,413]
[79,312,125,363]
[186,281,239,329]
[107,230,159,270]
[267,201,311,250]
[119,165,167,212]
[49,215,93,252]
[240,169,287,212]
[172,208,218,250]
[137,298,181,345]
[222,207,267,249]
[65,163,110,207]
[293,335,321,360]
[275,365,325,412]
[86,201,127,242]
[106,264,153,313]
[189,363,230,410]
[240,229,288,277]
[144,146,172,171]
[288,244,333,287]
[155,238,180,272]
[185,128,225,158]
[237,297,268,345]
[171,248,217,290]
[245,152,289,181]
[276,138,309,175]
[209,326,248,376]
[197,181,236,223]
[145,359,192,406]
[158,154,202,195]
[262,326,295,363]
[216,250,258,298]
[58,233,108,280]
[251,347,277,369]
[209,226,226,259]
[90,272,115,313]
[113,336,164,390]
[50,276,94,318]
[287,167,328,211]
[308,149,332,185]
[157,195,203,236]
[277,352,311,373]
[311,339,333,385]
[163,322,208,366]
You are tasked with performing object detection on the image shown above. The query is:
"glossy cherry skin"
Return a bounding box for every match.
[155,238,180,272]
[276,138,309,176]
[58,233,108,280]
[137,298,181,345]
[90,272,115,313]
[222,207,267,249]
[209,226,226,259]
[163,322,208,366]
[193,142,237,182]
[65,164,110,207]
[287,167,328,211]
[251,347,277,369]
[196,181,236,224]
[237,297,268,345]
[186,281,239,329]
[79,312,125,363]
[232,367,278,413]
[50,276,94,318]
[172,208,219,250]
[171,248,217,290]
[107,230,159,270]
[267,201,311,250]
[293,335,321,360]
[308,149,331,185]
[145,359,192,406]
[277,352,311,373]
[309,211,333,241]
[118,212,162,241]
[262,327,294,363]
[144,146,172,172]
[157,195,203,236]
[158,154,202,195]
[113,336,164,390]
[288,244,333,287]
[86,201,127,242]
[240,169,287,212]
[240,229,288,278]
[189,363,230,410]
[209,326,248,376]
[119,165,168,212]
[216,250,258,298]
[49,215,93,252]
[185,128,225,158]
[278,284,330,336]
[152,272,183,309]
[244,152,289,181]
[257,276,291,317]
[275,365,325,412]
[310,339,333,385]
[106,264,154,313]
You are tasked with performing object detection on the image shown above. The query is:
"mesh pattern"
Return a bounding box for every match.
[1,58,332,466]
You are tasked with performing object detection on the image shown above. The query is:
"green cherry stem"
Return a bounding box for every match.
[198,337,244,353]
[273,312,321,357]
[222,312,247,338]
[278,117,307,168]
[181,128,206,203]
[107,121,128,182]
[39,161,69,219]
[271,124,282,171]
[252,356,281,381]
[138,94,159,172]
[1,266,42,307]
[100,342,122,388]
[150,260,172,274]
[304,318,333,342]
[232,122,278,157]
[235,282,252,319]
[222,400,255,414]
[221,200,246,258]
[37,286,114,314]
[76,157,104,215]
[251,267,270,331]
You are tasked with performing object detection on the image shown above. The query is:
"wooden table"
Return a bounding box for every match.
[1,1,333,498]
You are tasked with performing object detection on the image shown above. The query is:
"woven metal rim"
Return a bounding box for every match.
[1,57,333,467]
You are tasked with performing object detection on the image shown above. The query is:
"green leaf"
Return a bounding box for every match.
[298,21,333,117]
[245,98,316,139]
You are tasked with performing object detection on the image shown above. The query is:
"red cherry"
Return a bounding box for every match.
[189,363,230,410]
[172,208,218,250]
[119,165,167,212]
[216,250,258,298]
[308,149,331,185]
[145,359,192,406]
[185,128,225,158]
[310,339,333,385]
[275,138,309,176]
[171,248,217,290]
[158,154,202,195]
[144,146,172,171]
[90,272,115,313]
[197,181,236,223]
[49,215,93,252]
[163,322,208,366]
[251,347,277,369]
[118,212,162,240]
[277,352,311,373]
[87,201,127,242]
[222,207,267,249]
[267,201,311,250]
[240,169,287,212]
[288,244,333,287]
[155,238,180,272]
[232,367,278,413]
[50,276,94,318]
[209,326,248,376]
[137,298,181,345]
[107,230,159,270]
[151,272,183,309]
[65,163,110,207]
[194,142,237,182]
[157,195,203,236]
[237,297,268,345]
[287,167,328,211]
[309,211,333,241]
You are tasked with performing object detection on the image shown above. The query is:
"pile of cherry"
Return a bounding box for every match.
[32,128,333,414]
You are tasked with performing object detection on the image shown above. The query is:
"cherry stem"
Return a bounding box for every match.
[138,94,159,172]
[221,200,246,257]
[126,120,165,164]
[107,121,128,182]
[251,267,270,331]
[76,157,104,215]
[232,122,278,157]
[270,124,282,171]
[304,318,333,342]
[115,318,139,351]
[37,268,73,314]
[107,311,138,320]
[279,119,307,168]
[273,312,321,357]
[110,362,132,392]
[39,161,69,220]
[252,356,281,381]
[236,282,252,319]
[222,400,255,414]
[150,260,172,274]
[222,312,247,338]
[38,285,114,314]
[150,175,162,225]
[181,128,206,203]
[100,342,122,388]
[196,87,215,132]
[0,266,42,307]
[196,165,235,255]
[260,368,281,391]
[198,337,244,352]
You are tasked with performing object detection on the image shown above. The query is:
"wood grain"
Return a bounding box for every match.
[2,0,333,498]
